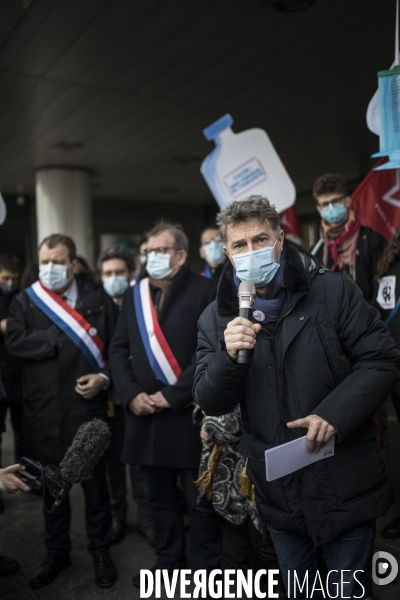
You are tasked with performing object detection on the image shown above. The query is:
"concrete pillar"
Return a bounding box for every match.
[35,167,93,264]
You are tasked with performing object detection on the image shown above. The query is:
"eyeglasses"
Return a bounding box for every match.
[317,196,346,210]
[203,237,223,246]
[144,246,177,257]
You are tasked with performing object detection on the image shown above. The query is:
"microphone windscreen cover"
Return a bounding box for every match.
[238,280,256,296]
[59,418,111,483]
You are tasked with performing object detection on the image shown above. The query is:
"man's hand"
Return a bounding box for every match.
[129,392,157,416]
[0,319,7,335]
[75,374,106,400]
[224,317,261,360]
[0,464,30,493]
[149,391,170,411]
[287,414,337,453]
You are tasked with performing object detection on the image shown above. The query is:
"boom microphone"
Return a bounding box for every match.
[16,418,111,511]
[237,280,256,365]
[60,418,111,483]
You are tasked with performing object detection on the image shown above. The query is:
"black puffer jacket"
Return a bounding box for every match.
[194,241,400,546]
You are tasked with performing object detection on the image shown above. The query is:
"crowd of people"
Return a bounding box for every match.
[1,173,400,599]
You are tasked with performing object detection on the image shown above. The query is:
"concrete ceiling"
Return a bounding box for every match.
[0,0,396,206]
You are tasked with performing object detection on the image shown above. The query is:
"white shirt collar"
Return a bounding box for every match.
[61,277,78,309]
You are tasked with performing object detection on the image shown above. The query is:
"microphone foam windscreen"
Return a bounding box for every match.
[238,280,256,296]
[59,418,111,483]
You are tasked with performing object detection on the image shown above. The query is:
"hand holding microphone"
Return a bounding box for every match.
[224,281,260,363]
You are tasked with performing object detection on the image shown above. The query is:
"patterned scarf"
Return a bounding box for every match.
[232,253,285,323]
[320,210,361,272]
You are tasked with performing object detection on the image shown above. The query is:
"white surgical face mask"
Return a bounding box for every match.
[103,276,129,298]
[39,263,73,291]
[146,252,173,280]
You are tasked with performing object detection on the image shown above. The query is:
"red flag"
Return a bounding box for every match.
[351,159,400,242]
[279,204,303,245]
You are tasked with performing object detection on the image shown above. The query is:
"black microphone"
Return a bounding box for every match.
[16,418,111,510]
[59,418,111,483]
[237,280,256,364]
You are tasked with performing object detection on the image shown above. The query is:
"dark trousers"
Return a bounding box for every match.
[106,406,154,526]
[44,468,111,558]
[10,403,26,462]
[267,521,375,598]
[0,402,26,465]
[141,465,222,569]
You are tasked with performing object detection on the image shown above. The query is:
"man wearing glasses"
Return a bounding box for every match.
[312,173,386,301]
[109,221,221,587]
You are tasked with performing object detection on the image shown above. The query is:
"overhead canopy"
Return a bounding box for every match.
[0,0,395,205]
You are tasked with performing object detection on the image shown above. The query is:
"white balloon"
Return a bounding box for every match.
[0,193,6,226]
[366,55,400,136]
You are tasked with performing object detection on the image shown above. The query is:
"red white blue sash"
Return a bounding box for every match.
[26,281,106,372]
[133,278,182,386]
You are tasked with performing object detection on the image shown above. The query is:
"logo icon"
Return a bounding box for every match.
[372,551,398,585]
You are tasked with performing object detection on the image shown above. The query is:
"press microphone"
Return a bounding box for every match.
[59,418,111,483]
[237,281,256,365]
[16,418,111,510]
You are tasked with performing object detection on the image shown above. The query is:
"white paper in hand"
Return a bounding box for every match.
[265,435,335,482]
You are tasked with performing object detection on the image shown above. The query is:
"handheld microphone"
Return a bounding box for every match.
[16,418,111,511]
[237,281,256,365]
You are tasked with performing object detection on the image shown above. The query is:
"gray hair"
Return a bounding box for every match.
[216,195,281,242]
[146,220,189,252]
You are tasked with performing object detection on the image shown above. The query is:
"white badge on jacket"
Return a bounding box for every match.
[377,276,396,310]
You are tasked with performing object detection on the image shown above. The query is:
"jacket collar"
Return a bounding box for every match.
[216,240,317,318]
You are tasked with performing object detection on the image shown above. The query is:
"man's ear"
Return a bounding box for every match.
[177,249,188,267]
[279,229,285,250]
[199,246,205,260]
[345,196,352,208]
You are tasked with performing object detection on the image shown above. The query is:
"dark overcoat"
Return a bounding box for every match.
[109,265,216,468]
[0,288,24,403]
[194,242,400,546]
[0,287,24,433]
[5,277,118,465]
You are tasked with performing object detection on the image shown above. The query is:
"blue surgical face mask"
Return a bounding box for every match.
[320,203,347,224]
[103,276,129,298]
[204,240,225,266]
[39,263,73,291]
[232,241,280,287]
[146,252,174,280]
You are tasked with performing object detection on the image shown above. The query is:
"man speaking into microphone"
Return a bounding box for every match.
[194,196,400,599]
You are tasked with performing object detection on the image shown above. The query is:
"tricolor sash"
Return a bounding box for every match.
[134,278,182,386]
[26,281,106,372]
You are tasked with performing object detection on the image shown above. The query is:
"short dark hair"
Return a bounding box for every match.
[0,252,22,274]
[97,246,135,273]
[38,234,77,262]
[216,195,281,242]
[146,220,189,252]
[313,173,348,200]
[199,226,220,245]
